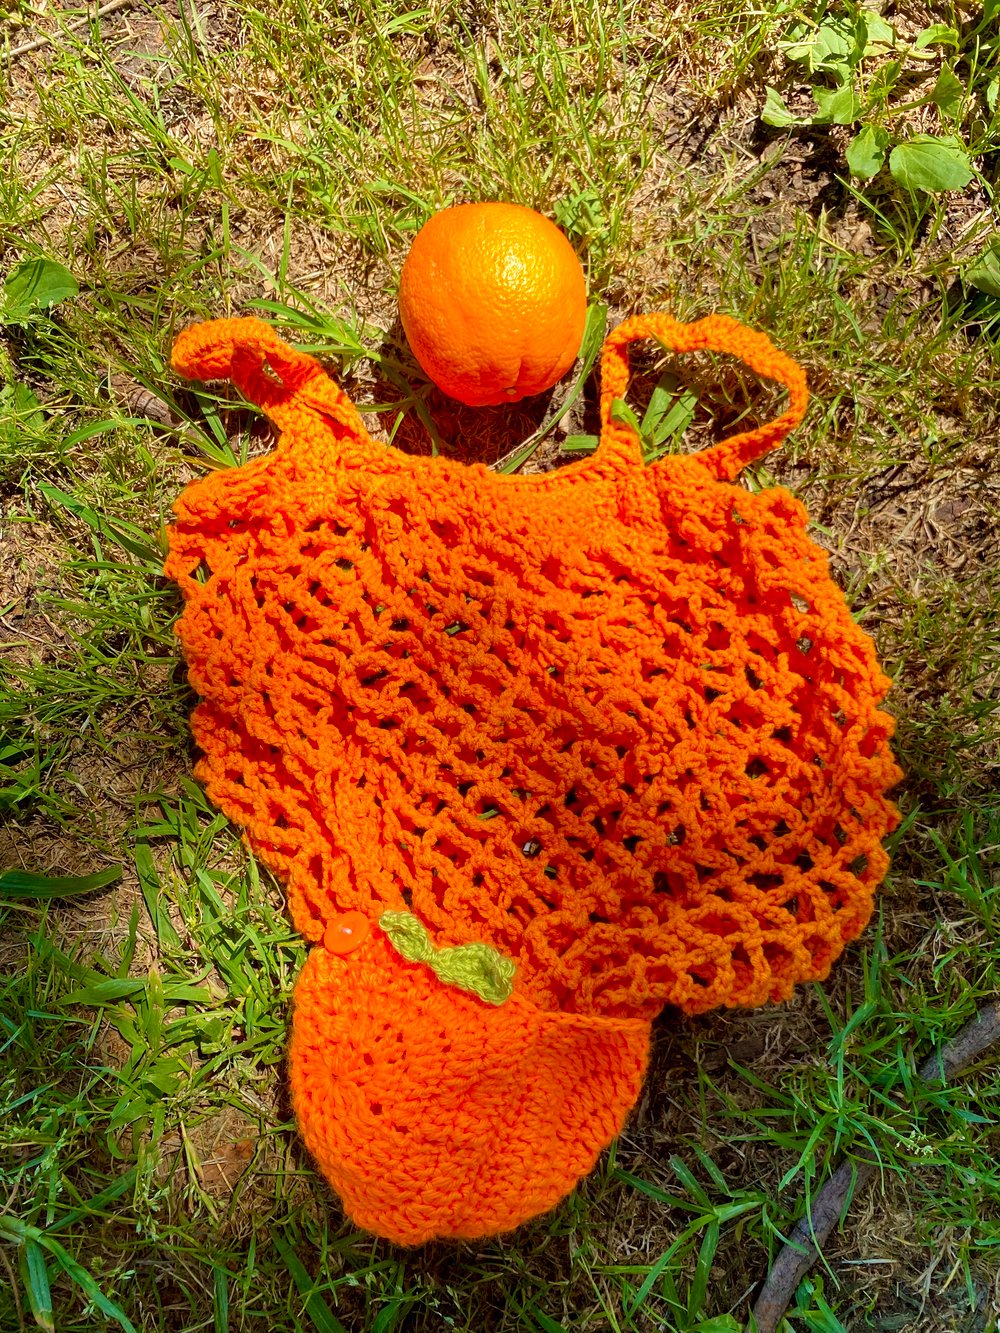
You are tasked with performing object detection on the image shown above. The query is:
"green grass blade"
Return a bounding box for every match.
[18,1238,55,1333]
[370,1300,411,1333]
[0,867,122,899]
[525,1307,568,1333]
[213,1264,230,1333]
[134,841,181,950]
[273,1231,349,1333]
[376,363,446,455]
[687,1219,720,1319]
[242,298,373,363]
[38,483,162,566]
[641,371,698,459]
[626,1233,688,1315]
[60,979,147,1005]
[610,396,643,436]
[45,1168,139,1234]
[36,1235,137,1333]
[611,1168,695,1211]
[669,1154,713,1208]
[560,433,599,452]
[497,300,608,473]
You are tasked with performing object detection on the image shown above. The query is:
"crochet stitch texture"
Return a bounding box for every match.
[166,311,901,1244]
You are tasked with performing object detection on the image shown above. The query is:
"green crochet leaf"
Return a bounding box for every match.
[379,911,516,1006]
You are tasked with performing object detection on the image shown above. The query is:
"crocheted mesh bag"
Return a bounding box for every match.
[166,312,901,1245]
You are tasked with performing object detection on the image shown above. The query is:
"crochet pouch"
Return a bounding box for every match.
[166,312,900,1245]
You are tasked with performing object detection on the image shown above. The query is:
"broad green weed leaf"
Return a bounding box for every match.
[0,382,43,430]
[781,21,818,64]
[965,240,1000,298]
[846,125,889,178]
[889,135,973,191]
[914,23,959,48]
[790,1274,849,1330]
[109,1092,150,1135]
[861,11,895,54]
[16,385,44,420]
[3,258,79,321]
[867,58,902,105]
[820,14,866,68]
[762,86,798,127]
[931,68,965,119]
[560,433,599,452]
[369,1302,411,1333]
[781,16,862,75]
[693,1319,742,1333]
[985,75,998,113]
[162,983,214,1002]
[813,81,861,124]
[142,1063,183,1095]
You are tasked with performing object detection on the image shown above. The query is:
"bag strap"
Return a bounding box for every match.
[599,312,809,480]
[172,312,807,480]
[171,317,373,456]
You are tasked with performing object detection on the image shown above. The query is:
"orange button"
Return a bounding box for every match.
[323,911,371,956]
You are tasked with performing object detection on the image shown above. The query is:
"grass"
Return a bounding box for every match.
[1,0,999,1328]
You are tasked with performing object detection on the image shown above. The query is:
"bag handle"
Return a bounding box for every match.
[171,317,373,457]
[172,312,807,480]
[599,312,809,480]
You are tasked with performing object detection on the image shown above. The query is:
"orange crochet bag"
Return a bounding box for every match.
[166,312,901,1245]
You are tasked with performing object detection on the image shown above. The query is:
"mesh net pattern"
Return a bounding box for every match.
[167,313,901,1021]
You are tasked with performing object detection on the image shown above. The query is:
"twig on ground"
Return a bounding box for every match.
[751,1002,1000,1333]
[5,0,134,61]
[0,1247,23,1329]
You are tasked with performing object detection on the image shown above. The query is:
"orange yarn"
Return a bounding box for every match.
[290,927,649,1245]
[166,311,901,1242]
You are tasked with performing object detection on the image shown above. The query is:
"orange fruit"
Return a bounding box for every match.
[398,202,588,408]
